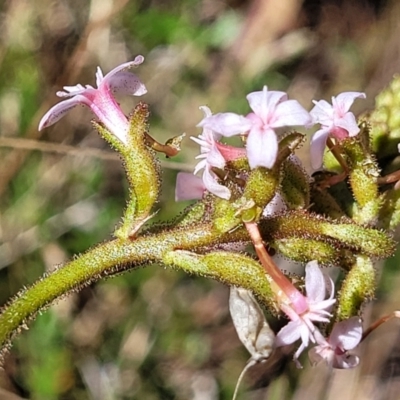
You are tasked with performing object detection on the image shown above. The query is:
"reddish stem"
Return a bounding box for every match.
[362,311,400,341]
[245,221,308,314]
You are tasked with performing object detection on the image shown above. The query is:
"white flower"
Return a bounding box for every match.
[309,317,362,369]
[310,92,366,169]
[275,261,336,362]
[198,86,311,169]
[191,106,244,200]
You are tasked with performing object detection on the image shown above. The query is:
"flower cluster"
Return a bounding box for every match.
[184,87,365,200]
[38,57,396,374]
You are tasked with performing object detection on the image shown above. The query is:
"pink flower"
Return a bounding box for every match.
[191,106,246,200]
[198,86,311,170]
[39,56,147,144]
[275,261,336,362]
[309,317,362,369]
[310,92,366,169]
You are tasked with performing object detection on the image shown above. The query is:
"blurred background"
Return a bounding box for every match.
[1,0,400,399]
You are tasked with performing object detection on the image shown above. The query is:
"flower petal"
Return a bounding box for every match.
[304,261,326,303]
[103,56,145,82]
[329,317,363,350]
[95,67,105,87]
[38,95,88,130]
[335,112,360,136]
[333,92,366,115]
[246,127,278,169]
[310,99,334,125]
[275,320,302,346]
[175,172,205,201]
[272,100,311,128]
[310,127,330,170]
[198,113,252,137]
[106,71,147,96]
[203,167,231,199]
[207,145,227,169]
[199,105,212,118]
[246,86,287,121]
[102,56,147,96]
[57,84,93,97]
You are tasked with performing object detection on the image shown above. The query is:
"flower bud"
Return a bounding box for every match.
[336,255,375,320]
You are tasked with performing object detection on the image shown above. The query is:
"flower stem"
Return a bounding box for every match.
[362,310,400,341]
[245,221,307,314]
[0,222,250,358]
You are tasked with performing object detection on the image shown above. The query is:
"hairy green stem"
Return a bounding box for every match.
[0,223,249,356]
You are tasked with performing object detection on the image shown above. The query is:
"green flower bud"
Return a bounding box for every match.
[368,76,400,159]
[272,237,352,266]
[280,157,310,209]
[243,167,279,209]
[260,211,394,261]
[162,250,276,311]
[340,137,382,224]
[336,255,375,320]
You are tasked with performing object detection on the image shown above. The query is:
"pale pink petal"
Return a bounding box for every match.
[310,127,330,170]
[175,172,205,201]
[57,84,93,97]
[38,95,88,130]
[198,106,223,141]
[272,100,311,128]
[329,317,362,350]
[95,67,105,87]
[203,167,231,199]
[333,92,366,115]
[246,127,278,169]
[310,100,333,124]
[106,71,147,96]
[103,56,145,82]
[198,113,252,137]
[207,145,226,169]
[246,86,286,121]
[275,320,302,346]
[193,157,207,175]
[305,261,326,303]
[199,105,212,118]
[336,112,360,136]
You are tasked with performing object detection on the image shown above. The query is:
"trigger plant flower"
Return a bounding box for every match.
[198,86,311,170]
[275,261,336,364]
[310,92,366,169]
[309,317,363,369]
[38,56,147,144]
[189,106,246,200]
